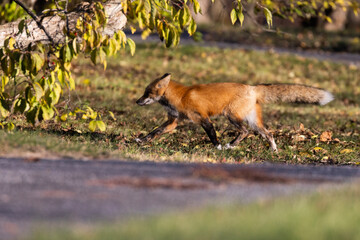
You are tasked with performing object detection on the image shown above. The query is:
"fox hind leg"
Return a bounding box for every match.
[225,117,249,149]
[246,105,278,152]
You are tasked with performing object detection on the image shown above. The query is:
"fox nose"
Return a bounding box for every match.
[136,97,145,106]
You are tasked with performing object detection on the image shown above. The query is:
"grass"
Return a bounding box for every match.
[27,184,360,240]
[1,43,359,163]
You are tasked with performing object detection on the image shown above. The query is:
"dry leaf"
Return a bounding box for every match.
[294,135,306,142]
[313,147,327,153]
[320,131,332,142]
[299,123,305,132]
[340,149,354,154]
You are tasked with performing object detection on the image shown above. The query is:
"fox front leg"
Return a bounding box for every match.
[135,117,178,143]
[200,119,222,150]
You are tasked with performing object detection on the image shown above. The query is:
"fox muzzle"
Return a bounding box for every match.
[136,97,155,106]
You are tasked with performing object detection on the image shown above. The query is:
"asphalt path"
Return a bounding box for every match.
[130,33,360,66]
[0,157,359,239]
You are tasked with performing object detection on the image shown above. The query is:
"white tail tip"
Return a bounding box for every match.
[320,91,334,105]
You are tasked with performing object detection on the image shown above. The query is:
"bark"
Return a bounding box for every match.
[0,1,127,49]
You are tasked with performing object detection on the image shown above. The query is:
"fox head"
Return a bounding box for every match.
[136,73,171,106]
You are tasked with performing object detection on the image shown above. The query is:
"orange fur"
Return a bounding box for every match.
[136,73,334,151]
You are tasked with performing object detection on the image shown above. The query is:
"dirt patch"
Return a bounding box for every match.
[192,165,332,184]
[192,165,293,183]
[88,176,213,190]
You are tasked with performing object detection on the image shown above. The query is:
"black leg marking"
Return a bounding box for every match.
[225,118,249,149]
[136,117,178,143]
[201,119,220,148]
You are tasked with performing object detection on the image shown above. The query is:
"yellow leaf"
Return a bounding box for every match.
[299,152,311,158]
[313,147,324,152]
[60,113,68,121]
[109,111,116,120]
[340,149,354,154]
[82,79,90,86]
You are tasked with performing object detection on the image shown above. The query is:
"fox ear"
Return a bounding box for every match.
[156,73,171,88]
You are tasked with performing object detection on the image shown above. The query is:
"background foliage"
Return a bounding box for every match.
[0,0,359,132]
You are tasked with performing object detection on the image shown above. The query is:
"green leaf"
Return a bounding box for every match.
[58,69,65,85]
[263,7,273,28]
[127,38,136,56]
[50,82,62,105]
[32,53,44,73]
[165,28,174,48]
[1,57,9,75]
[13,98,28,113]
[89,120,97,132]
[72,38,78,55]
[109,111,116,120]
[180,7,191,28]
[109,38,116,55]
[1,76,9,92]
[41,105,55,120]
[67,76,75,90]
[60,113,68,122]
[33,82,44,101]
[193,0,201,14]
[8,37,15,50]
[7,122,15,131]
[18,19,25,33]
[25,106,38,125]
[64,43,72,62]
[86,107,97,120]
[91,49,98,65]
[187,18,197,36]
[238,11,244,26]
[230,9,237,25]
[0,99,10,118]
[96,120,106,131]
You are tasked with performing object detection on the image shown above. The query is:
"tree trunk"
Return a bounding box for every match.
[0,1,127,49]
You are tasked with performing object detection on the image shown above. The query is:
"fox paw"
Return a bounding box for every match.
[135,138,143,144]
[215,144,222,150]
[224,143,235,149]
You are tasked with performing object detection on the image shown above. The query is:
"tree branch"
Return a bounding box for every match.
[0,0,127,49]
[12,0,56,47]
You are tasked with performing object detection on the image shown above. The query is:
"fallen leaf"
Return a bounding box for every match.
[299,152,311,158]
[299,123,305,132]
[313,147,327,153]
[320,131,332,142]
[294,135,306,142]
[340,149,354,154]
[311,135,318,139]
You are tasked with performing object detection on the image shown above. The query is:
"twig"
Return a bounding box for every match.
[12,0,56,47]
[243,8,293,37]
[65,0,70,35]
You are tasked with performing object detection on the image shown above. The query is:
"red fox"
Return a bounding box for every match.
[135,73,334,152]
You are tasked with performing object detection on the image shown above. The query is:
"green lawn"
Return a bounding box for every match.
[27,184,360,240]
[1,43,359,164]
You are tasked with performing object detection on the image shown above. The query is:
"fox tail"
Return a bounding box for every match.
[255,84,334,105]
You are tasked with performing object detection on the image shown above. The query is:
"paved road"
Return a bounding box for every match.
[131,34,360,66]
[0,157,359,239]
